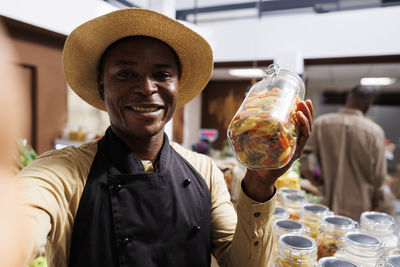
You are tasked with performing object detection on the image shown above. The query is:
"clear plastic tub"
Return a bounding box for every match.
[227,63,305,170]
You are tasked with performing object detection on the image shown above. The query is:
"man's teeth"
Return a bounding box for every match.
[130,106,158,112]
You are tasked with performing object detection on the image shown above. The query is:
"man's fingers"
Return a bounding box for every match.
[298,101,313,131]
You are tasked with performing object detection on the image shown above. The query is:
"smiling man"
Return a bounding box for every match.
[18,8,313,267]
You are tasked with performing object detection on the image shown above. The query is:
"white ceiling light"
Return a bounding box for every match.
[360,77,396,86]
[229,68,265,78]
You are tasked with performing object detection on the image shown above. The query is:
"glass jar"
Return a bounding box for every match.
[274,234,318,266]
[272,219,310,260]
[360,211,398,252]
[300,204,332,240]
[281,193,307,221]
[334,232,385,267]
[274,219,310,243]
[317,215,357,259]
[227,63,305,170]
[318,256,357,267]
[277,187,305,205]
[274,206,290,221]
[383,255,400,267]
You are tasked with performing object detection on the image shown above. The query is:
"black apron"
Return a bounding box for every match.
[68,128,211,267]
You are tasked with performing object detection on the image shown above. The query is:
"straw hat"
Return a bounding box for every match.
[63,8,213,110]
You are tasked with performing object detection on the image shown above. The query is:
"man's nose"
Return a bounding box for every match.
[134,76,157,95]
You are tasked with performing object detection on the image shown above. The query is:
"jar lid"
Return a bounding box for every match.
[387,255,400,267]
[345,232,381,248]
[284,193,307,203]
[277,187,304,196]
[322,215,356,230]
[281,234,315,249]
[275,219,303,230]
[319,257,357,267]
[360,211,395,232]
[274,206,286,216]
[273,206,289,220]
[303,204,329,216]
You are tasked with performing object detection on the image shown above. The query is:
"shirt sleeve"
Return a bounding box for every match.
[210,159,276,267]
[371,129,387,201]
[17,144,96,265]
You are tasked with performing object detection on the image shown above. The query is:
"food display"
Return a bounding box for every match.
[300,204,332,240]
[274,234,318,267]
[317,216,357,259]
[227,64,305,170]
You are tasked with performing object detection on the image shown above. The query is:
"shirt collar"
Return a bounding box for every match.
[102,127,171,174]
[338,108,364,117]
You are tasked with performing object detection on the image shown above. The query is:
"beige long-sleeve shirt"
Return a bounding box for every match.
[300,108,386,220]
[18,140,276,267]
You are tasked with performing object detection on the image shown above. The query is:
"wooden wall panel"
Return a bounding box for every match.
[3,16,67,154]
[201,80,253,150]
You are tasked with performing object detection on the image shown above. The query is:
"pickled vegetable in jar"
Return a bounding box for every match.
[227,63,305,170]
[317,215,357,259]
[360,211,398,252]
[334,232,384,267]
[300,204,332,240]
[281,193,307,221]
[318,256,357,267]
[274,234,318,267]
[274,206,290,221]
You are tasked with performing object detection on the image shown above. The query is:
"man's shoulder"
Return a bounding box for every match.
[170,142,212,164]
[27,141,98,169]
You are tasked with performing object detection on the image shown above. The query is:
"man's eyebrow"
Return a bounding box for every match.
[113,61,174,69]
[154,63,175,69]
[114,60,137,66]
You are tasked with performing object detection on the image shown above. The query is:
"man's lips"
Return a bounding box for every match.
[125,104,164,113]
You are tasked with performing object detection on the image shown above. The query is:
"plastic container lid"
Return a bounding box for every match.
[274,206,287,216]
[322,215,357,231]
[281,234,314,249]
[276,220,303,230]
[360,211,396,232]
[304,204,328,213]
[387,255,400,267]
[319,257,357,267]
[284,193,307,204]
[345,232,380,247]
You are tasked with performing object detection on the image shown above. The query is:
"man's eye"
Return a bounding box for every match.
[117,70,137,78]
[155,72,172,80]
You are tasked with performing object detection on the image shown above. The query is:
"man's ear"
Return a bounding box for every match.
[98,74,104,100]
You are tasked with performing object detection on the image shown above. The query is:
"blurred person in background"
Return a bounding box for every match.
[300,84,386,220]
[17,8,313,267]
[0,19,31,267]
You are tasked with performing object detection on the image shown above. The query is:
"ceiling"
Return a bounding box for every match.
[211,62,400,93]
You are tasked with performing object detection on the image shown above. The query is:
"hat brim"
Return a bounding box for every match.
[63,8,213,110]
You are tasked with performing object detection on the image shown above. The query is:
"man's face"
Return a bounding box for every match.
[99,37,179,139]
